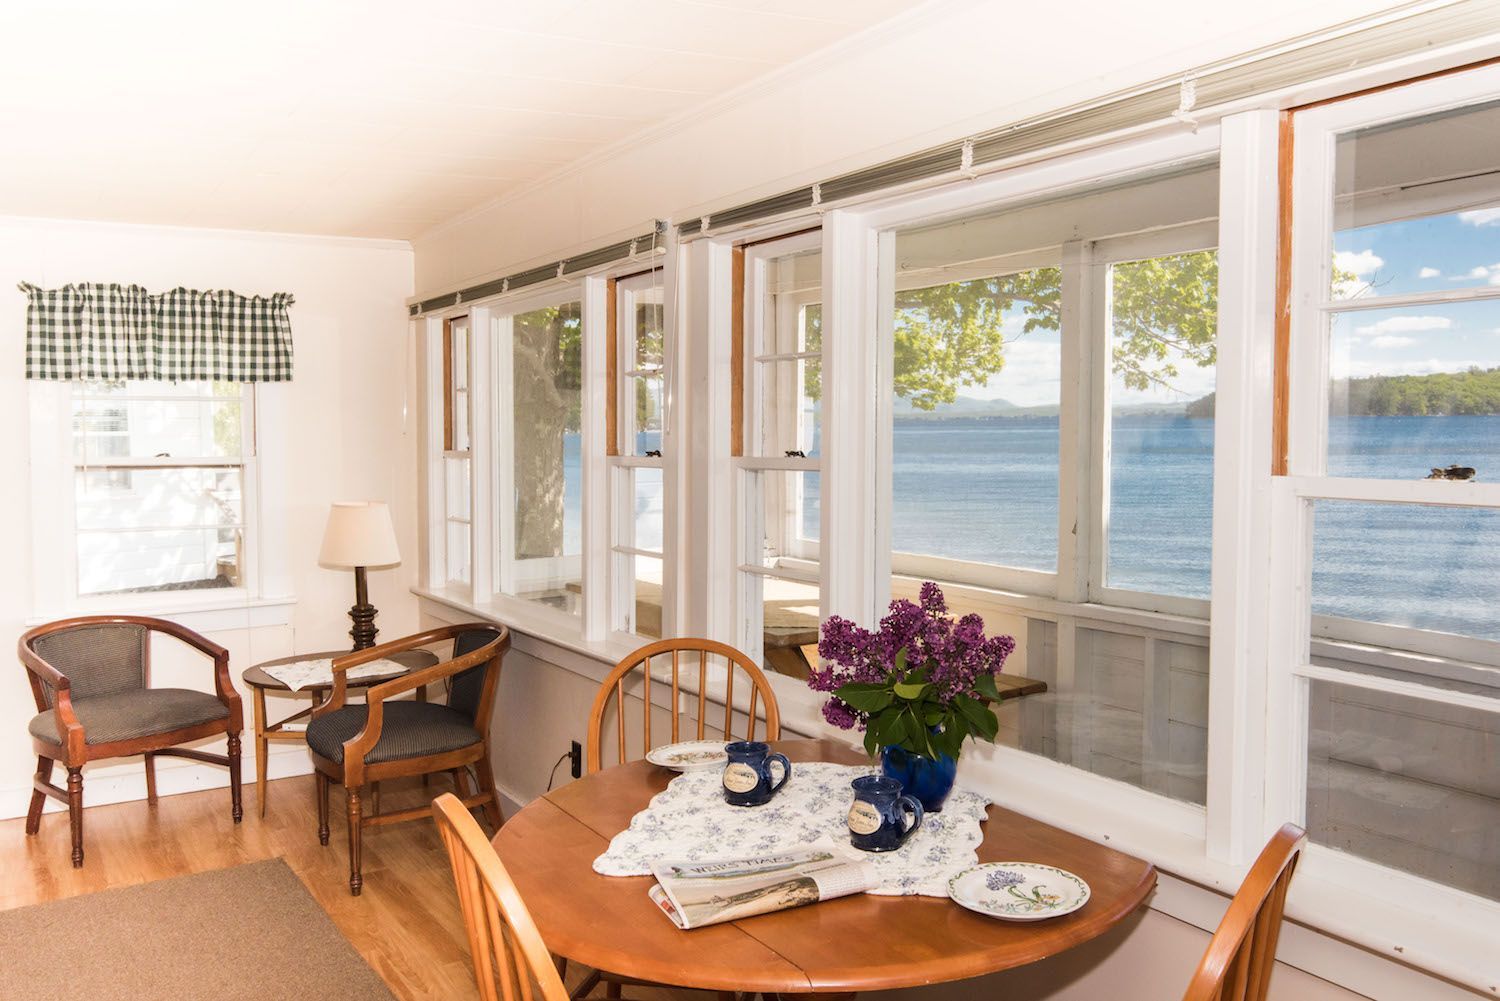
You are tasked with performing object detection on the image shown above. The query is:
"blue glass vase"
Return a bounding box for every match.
[880,744,958,813]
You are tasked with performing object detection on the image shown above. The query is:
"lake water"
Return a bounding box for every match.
[573,414,1500,642]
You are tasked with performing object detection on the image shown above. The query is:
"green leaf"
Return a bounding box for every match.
[835,683,893,714]
[892,680,931,701]
[974,672,1001,702]
[893,646,909,675]
[953,695,999,742]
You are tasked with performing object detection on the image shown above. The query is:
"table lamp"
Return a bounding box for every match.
[319,501,401,650]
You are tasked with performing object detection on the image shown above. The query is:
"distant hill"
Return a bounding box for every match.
[1185,366,1500,418]
[894,394,1188,420]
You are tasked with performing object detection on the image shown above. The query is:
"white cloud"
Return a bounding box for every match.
[1467,265,1491,279]
[1334,249,1384,276]
[1352,315,1452,337]
[1370,335,1416,350]
[1418,266,1441,279]
[1458,207,1500,227]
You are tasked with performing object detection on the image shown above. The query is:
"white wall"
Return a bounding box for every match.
[411,0,1401,295]
[0,215,417,816]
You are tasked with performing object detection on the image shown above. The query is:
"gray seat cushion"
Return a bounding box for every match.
[305,701,481,765]
[29,688,229,745]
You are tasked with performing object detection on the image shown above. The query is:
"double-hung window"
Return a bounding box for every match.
[71,380,252,597]
[734,232,823,678]
[608,272,668,637]
[1271,66,1500,906]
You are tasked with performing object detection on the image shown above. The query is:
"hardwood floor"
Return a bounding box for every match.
[2,774,491,1001]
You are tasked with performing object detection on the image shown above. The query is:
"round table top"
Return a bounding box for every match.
[492,738,1156,995]
[241,648,438,692]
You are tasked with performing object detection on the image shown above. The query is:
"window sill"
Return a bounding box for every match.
[29,593,296,633]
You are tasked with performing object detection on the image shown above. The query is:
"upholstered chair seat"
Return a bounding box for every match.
[306,702,480,764]
[29,688,230,746]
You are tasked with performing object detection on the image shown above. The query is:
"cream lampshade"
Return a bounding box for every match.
[319,501,401,649]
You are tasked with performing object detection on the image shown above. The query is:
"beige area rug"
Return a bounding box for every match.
[0,858,397,1001]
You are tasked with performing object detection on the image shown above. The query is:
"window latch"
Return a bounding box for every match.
[645,449,662,458]
[785,449,806,458]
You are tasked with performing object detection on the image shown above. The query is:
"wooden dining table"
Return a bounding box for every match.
[492,738,1156,997]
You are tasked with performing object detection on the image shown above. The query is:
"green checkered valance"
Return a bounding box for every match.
[19,282,295,382]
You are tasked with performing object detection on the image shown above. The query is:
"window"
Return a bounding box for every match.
[496,294,583,613]
[609,272,667,637]
[883,165,1220,806]
[1278,70,1500,906]
[735,234,822,678]
[71,380,250,596]
[443,316,472,587]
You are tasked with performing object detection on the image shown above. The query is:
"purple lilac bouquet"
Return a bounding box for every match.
[808,582,1016,760]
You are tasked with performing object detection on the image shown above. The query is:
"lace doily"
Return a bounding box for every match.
[593,761,990,896]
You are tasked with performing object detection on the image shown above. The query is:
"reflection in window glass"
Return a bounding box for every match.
[889,265,1061,572]
[1106,250,1218,597]
[614,552,664,639]
[1307,679,1500,902]
[1312,499,1500,640]
[743,468,820,679]
[507,301,583,612]
[752,248,821,459]
[1331,98,1500,302]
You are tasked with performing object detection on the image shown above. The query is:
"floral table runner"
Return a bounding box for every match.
[593,761,990,896]
[261,657,408,693]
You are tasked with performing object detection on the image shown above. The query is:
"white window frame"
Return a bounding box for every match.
[28,379,293,629]
[1264,63,1500,970]
[609,270,674,641]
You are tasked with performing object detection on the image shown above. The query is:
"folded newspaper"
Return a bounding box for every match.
[648,841,875,929]
[261,657,407,693]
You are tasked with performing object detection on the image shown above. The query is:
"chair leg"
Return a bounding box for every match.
[347,785,364,896]
[227,733,243,823]
[66,767,84,868]
[316,772,330,846]
[143,752,158,805]
[475,755,505,830]
[25,757,49,835]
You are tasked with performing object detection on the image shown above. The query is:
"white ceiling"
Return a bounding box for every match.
[0,0,925,240]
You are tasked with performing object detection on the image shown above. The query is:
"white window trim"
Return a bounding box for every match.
[28,379,293,628]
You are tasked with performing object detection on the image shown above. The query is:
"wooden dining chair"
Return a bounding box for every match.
[1181,823,1307,1001]
[19,615,243,868]
[307,622,509,895]
[586,637,781,774]
[433,792,570,1001]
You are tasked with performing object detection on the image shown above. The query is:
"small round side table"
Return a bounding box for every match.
[242,649,438,817]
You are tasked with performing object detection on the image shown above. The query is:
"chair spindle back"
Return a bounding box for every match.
[433,793,569,1001]
[1181,823,1307,1001]
[586,638,782,773]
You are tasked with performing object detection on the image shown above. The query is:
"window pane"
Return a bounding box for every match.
[451,323,471,452]
[1331,98,1500,302]
[78,527,241,596]
[1326,302,1500,479]
[1307,678,1500,902]
[1312,499,1500,641]
[1105,250,1218,596]
[73,383,242,461]
[632,284,664,372]
[760,576,820,680]
[446,520,470,587]
[76,467,242,531]
[444,456,470,522]
[889,262,1061,573]
[630,465,663,552]
[507,300,583,613]
[755,359,820,458]
[627,375,664,455]
[613,552,663,639]
[747,469,819,570]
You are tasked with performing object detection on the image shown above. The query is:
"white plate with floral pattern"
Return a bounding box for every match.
[645,740,729,772]
[947,862,1091,921]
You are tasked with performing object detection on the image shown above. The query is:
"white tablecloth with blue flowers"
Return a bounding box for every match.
[592,761,990,896]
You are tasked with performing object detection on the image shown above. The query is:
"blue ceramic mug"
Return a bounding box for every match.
[721,741,792,807]
[847,775,923,852]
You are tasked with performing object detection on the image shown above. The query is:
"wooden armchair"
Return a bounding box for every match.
[308,623,509,896]
[19,615,244,868]
[1182,823,1307,1001]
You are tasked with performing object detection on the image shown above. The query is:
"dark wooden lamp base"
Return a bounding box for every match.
[349,565,379,650]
